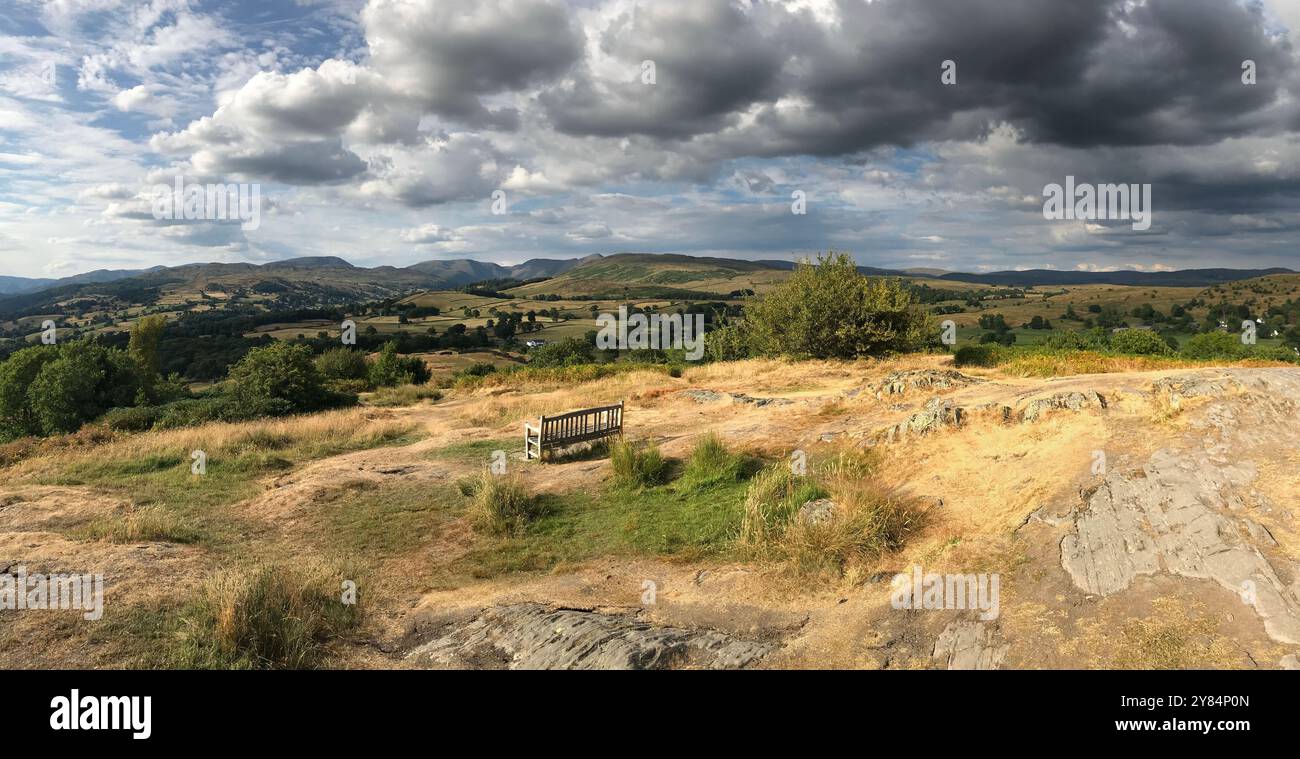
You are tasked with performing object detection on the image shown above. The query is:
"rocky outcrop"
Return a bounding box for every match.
[1020,390,1107,422]
[1060,451,1300,644]
[877,369,983,396]
[932,620,1007,670]
[679,389,792,407]
[406,603,776,670]
[881,398,966,441]
[797,498,836,526]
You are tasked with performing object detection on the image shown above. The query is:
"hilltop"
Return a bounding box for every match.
[3,356,1299,669]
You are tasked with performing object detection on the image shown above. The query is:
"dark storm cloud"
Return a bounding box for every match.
[543,0,1297,155]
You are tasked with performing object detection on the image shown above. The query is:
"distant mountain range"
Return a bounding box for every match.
[0,253,1292,302]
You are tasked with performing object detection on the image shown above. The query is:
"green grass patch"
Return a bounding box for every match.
[448,475,750,581]
[426,437,519,465]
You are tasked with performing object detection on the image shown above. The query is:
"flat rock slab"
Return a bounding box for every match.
[407,603,776,670]
[1033,371,1300,649]
[1020,390,1107,422]
[932,620,1007,670]
[877,369,983,396]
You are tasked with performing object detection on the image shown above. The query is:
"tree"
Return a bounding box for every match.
[314,347,370,382]
[1181,331,1247,360]
[1,342,141,437]
[0,345,59,438]
[744,252,937,359]
[226,342,330,417]
[1110,328,1171,356]
[529,337,595,367]
[128,315,166,380]
[368,342,432,387]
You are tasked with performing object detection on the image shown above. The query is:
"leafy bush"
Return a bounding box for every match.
[1045,329,1110,351]
[226,342,335,417]
[1181,331,1247,360]
[325,378,370,395]
[705,324,752,362]
[102,405,163,433]
[744,252,937,359]
[368,342,432,387]
[0,341,142,438]
[953,344,1000,367]
[528,337,595,367]
[314,348,370,384]
[1110,328,1171,356]
[153,397,233,429]
[609,438,668,489]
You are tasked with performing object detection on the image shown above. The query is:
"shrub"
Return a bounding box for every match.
[528,337,594,367]
[153,397,232,429]
[744,252,937,359]
[17,342,142,436]
[953,344,999,367]
[679,432,744,491]
[705,324,752,362]
[609,438,668,489]
[325,378,371,395]
[173,560,362,669]
[1045,329,1109,351]
[1110,328,1171,356]
[469,471,542,535]
[368,342,432,387]
[1181,331,1247,360]
[102,405,163,433]
[314,348,370,384]
[226,342,333,416]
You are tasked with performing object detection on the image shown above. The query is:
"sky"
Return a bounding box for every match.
[2,0,1300,279]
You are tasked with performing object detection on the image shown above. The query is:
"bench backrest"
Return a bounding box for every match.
[539,402,622,443]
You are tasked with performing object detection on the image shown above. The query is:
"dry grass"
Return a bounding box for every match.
[174,559,363,669]
[994,351,1294,378]
[741,445,924,578]
[364,384,444,407]
[454,369,672,427]
[80,504,200,544]
[4,407,418,480]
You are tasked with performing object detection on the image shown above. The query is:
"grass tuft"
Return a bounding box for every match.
[172,560,362,669]
[80,504,201,544]
[609,437,668,489]
[679,432,745,492]
[468,470,543,535]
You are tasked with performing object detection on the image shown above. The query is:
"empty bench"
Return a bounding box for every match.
[524,401,624,460]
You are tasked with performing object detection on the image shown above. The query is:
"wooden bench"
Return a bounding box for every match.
[524,401,624,460]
